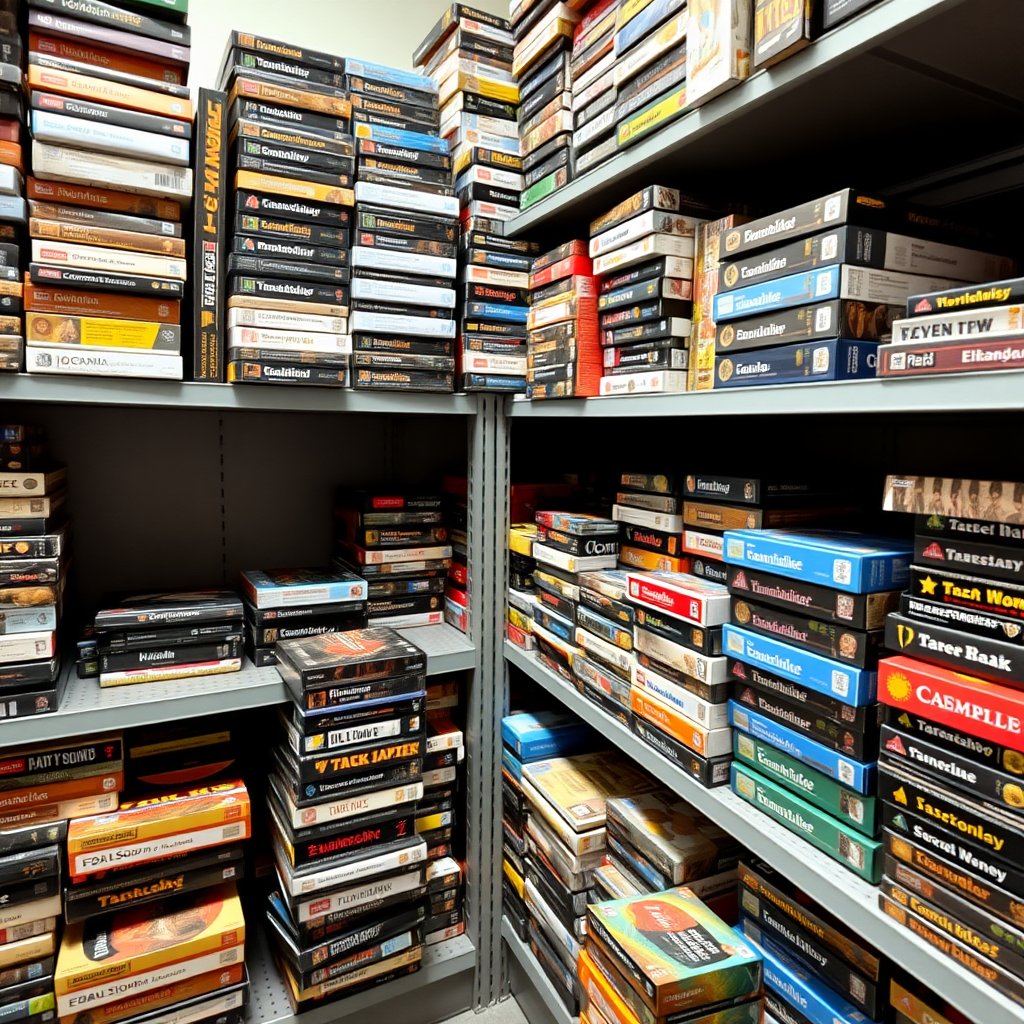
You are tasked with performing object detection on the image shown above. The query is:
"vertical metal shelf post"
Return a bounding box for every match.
[465,394,511,1008]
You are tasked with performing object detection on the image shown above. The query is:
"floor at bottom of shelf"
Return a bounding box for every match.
[0,624,476,743]
[501,917,576,1024]
[250,924,476,1024]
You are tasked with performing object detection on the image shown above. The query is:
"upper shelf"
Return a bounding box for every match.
[505,641,1024,1024]
[0,375,481,416]
[0,624,476,744]
[506,0,1024,237]
[508,368,1024,417]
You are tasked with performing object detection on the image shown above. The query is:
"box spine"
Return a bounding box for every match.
[189,89,227,382]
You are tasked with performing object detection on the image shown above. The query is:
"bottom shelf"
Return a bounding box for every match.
[505,642,1024,1024]
[501,917,577,1024]
[250,919,476,1024]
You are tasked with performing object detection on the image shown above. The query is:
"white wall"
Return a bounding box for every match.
[186,0,513,94]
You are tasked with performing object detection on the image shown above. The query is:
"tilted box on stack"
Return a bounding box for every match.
[350,59,459,393]
[218,32,354,388]
[25,0,191,380]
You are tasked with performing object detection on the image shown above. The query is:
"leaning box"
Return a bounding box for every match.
[879,656,1024,753]
[67,781,251,875]
[55,883,244,998]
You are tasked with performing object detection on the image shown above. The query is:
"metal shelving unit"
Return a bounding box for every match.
[508,369,1024,418]
[504,642,1024,1024]
[248,917,476,1024]
[500,918,576,1024]
[0,625,475,743]
[0,375,479,415]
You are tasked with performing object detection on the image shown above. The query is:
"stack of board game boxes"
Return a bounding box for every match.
[612,471,688,575]
[57,775,250,1024]
[593,789,742,923]
[526,240,600,398]
[590,188,701,397]
[80,589,244,688]
[0,431,67,716]
[873,474,1024,1006]
[218,32,353,388]
[413,6,529,393]
[724,528,913,884]
[457,226,536,394]
[879,275,1024,380]
[564,0,616,181]
[334,490,451,629]
[500,710,596,941]
[709,188,1015,390]
[420,673,466,944]
[739,857,889,1024]
[513,4,570,206]
[688,212,749,392]
[527,510,617,699]
[351,60,459,394]
[624,567,735,788]
[267,627,430,1011]
[682,471,859,584]
[0,0,25,373]
[239,567,368,668]
[519,748,660,1015]
[0,731,123,1024]
[610,0,690,154]
[441,476,470,633]
[513,3,579,211]
[577,887,763,1024]
[25,0,192,380]
[506,522,539,652]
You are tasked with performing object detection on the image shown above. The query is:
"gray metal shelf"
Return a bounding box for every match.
[505,0,1013,236]
[508,369,1024,418]
[0,374,480,416]
[504,642,1024,1024]
[501,917,577,1024]
[249,916,476,1024]
[0,625,475,743]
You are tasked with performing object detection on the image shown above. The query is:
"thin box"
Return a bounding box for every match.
[724,623,877,706]
[723,530,912,594]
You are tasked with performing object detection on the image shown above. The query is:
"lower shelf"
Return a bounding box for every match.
[249,919,476,1024]
[501,917,577,1024]
[0,625,476,744]
[505,642,1023,1024]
